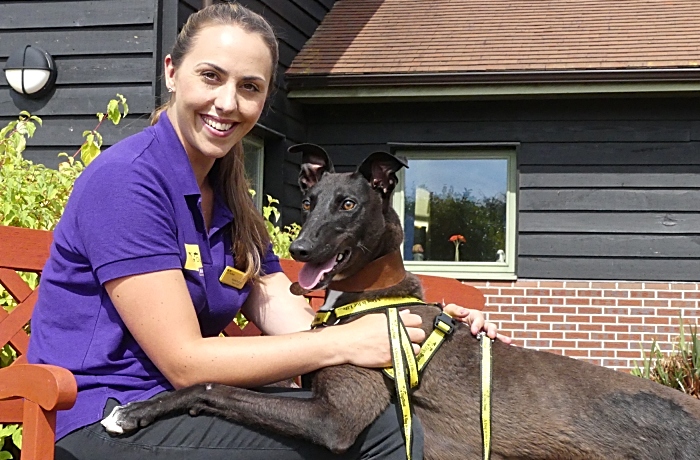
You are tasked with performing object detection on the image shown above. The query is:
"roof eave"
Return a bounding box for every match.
[286,68,700,102]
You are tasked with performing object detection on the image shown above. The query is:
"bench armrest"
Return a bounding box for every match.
[0,364,77,411]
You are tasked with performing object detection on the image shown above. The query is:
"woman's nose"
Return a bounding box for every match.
[216,85,238,113]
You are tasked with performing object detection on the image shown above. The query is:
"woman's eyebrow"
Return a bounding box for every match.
[197,62,267,83]
[198,62,228,75]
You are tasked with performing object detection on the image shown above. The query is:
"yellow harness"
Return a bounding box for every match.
[312,296,470,460]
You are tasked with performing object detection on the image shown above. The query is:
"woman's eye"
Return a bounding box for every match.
[301,199,311,211]
[342,200,356,211]
[242,83,260,92]
[202,71,218,82]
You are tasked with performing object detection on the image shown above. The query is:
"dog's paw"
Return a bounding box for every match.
[101,404,128,434]
[101,403,150,435]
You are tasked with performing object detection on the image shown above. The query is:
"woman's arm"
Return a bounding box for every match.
[105,269,425,389]
[239,271,315,336]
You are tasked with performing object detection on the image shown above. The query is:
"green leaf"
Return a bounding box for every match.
[0,451,13,460]
[80,141,100,166]
[14,123,28,136]
[117,93,129,117]
[25,122,36,138]
[107,99,121,124]
[0,121,18,138]
[11,426,21,449]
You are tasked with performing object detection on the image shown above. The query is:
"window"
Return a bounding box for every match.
[242,135,264,209]
[392,148,517,279]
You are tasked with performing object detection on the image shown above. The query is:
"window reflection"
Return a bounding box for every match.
[402,158,507,263]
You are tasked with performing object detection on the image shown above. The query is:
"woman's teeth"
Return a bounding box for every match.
[204,118,233,131]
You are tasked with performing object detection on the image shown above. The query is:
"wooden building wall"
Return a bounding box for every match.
[294,96,700,281]
[0,0,171,168]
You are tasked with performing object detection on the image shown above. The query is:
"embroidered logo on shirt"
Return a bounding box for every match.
[184,244,203,271]
[219,266,248,289]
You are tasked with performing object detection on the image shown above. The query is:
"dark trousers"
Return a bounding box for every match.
[55,388,423,459]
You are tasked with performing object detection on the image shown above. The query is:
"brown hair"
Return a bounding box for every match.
[152,2,279,284]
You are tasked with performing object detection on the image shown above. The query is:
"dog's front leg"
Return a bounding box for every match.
[103,365,392,454]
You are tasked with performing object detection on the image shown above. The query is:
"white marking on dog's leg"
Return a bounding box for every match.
[100,405,125,434]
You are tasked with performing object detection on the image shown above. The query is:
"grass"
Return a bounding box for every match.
[632,315,700,398]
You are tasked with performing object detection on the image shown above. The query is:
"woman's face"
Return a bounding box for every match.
[164,24,273,169]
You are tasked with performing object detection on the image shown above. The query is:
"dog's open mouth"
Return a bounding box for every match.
[297,250,351,290]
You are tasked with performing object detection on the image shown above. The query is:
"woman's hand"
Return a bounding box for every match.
[442,304,512,344]
[332,310,426,368]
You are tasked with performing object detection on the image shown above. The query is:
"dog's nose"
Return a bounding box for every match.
[289,239,313,262]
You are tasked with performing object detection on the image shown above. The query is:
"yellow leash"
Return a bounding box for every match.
[480,333,493,460]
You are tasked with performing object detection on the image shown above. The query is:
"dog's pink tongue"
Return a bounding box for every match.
[298,258,337,290]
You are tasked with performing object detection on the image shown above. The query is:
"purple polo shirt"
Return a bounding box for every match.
[27,113,281,440]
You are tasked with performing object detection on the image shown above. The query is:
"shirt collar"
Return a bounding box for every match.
[152,112,235,234]
[210,192,234,235]
[152,112,201,197]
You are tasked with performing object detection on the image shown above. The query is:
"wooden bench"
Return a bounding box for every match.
[0,226,76,460]
[0,224,485,459]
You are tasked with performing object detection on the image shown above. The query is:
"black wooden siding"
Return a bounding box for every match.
[0,0,167,168]
[293,96,700,281]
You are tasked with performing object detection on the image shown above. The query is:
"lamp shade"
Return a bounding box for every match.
[4,45,57,98]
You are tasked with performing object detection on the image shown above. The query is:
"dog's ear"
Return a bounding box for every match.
[358,152,409,207]
[289,143,335,192]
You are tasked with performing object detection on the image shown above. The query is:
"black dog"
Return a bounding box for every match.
[103,144,700,459]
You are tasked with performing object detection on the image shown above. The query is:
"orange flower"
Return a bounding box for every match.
[449,234,466,243]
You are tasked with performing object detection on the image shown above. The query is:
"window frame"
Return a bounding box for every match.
[242,135,265,210]
[391,146,518,280]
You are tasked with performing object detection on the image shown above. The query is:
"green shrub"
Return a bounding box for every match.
[632,315,700,399]
[263,194,301,259]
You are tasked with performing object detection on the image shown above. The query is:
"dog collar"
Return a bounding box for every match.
[328,250,407,292]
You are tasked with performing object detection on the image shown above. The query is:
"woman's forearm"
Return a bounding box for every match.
[168,328,344,388]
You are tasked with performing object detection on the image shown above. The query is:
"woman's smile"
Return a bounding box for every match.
[201,114,238,137]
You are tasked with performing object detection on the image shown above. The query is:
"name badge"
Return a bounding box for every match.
[220,266,248,289]
[184,244,203,271]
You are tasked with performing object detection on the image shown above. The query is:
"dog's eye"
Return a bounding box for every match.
[301,199,311,211]
[342,200,356,211]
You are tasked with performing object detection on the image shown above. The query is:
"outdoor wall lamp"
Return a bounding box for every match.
[3,45,57,98]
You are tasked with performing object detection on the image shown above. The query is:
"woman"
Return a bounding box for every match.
[28,3,509,459]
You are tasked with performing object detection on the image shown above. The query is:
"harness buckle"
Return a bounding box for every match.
[311,311,336,328]
[433,312,458,335]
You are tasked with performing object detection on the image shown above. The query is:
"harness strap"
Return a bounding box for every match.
[310,297,469,460]
[387,307,416,460]
[312,296,426,328]
[383,312,458,379]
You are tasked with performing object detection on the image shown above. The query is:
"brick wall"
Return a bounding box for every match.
[467,279,700,371]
